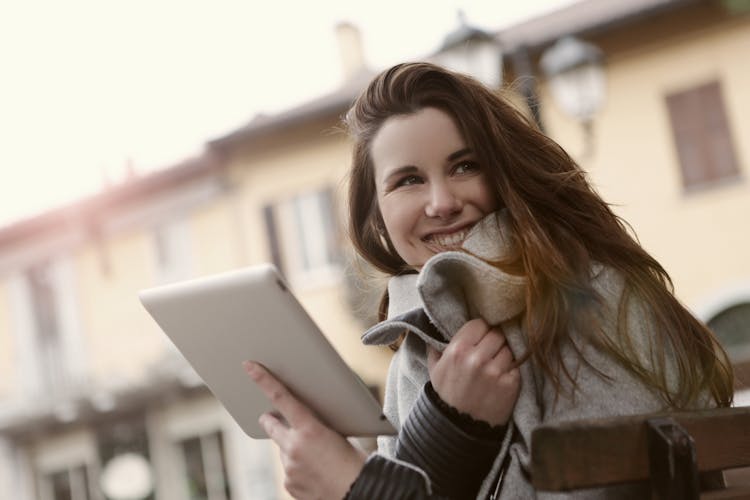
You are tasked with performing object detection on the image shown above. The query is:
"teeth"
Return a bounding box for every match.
[431,229,469,248]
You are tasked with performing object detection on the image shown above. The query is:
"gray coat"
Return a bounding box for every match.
[362,211,696,499]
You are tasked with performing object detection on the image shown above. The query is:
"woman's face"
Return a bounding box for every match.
[370,107,498,268]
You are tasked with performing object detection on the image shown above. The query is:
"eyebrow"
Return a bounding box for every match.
[447,147,473,161]
[382,148,474,185]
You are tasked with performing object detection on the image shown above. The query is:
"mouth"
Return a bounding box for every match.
[422,225,473,252]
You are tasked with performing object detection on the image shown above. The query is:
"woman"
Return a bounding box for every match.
[244,62,733,499]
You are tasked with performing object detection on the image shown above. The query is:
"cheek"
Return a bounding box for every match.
[378,195,420,247]
[379,204,405,240]
[376,197,399,241]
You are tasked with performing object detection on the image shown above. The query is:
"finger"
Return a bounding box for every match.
[499,367,522,392]
[243,361,316,428]
[488,325,515,360]
[259,411,291,446]
[475,329,507,361]
[452,317,490,346]
[492,345,515,370]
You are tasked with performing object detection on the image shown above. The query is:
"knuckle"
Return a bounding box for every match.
[269,387,286,404]
[501,370,521,389]
[446,342,468,361]
[456,350,481,372]
[466,353,484,371]
[484,362,503,379]
[298,424,318,441]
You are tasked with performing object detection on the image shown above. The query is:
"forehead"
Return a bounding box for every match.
[370,107,466,176]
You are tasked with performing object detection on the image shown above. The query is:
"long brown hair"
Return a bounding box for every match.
[345,62,733,409]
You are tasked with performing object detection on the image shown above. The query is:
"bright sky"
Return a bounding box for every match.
[0,0,576,227]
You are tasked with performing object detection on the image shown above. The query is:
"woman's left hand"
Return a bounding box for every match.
[243,361,367,500]
[427,318,520,427]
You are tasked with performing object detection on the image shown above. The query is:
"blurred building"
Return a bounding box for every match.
[514,0,750,396]
[0,0,748,498]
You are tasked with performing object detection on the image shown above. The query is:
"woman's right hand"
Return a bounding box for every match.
[427,318,520,427]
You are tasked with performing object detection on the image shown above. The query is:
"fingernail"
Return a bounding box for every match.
[243,361,257,378]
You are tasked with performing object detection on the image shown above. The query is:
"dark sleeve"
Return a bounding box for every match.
[345,454,450,500]
[395,383,506,499]
[345,384,506,500]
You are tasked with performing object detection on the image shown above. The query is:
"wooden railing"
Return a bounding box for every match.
[531,406,750,499]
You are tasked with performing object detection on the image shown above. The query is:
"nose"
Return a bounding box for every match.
[425,180,462,219]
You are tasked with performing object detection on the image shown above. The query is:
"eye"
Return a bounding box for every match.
[394,174,423,188]
[453,160,479,175]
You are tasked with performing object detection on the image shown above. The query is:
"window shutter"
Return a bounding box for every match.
[666,81,739,189]
[702,82,739,180]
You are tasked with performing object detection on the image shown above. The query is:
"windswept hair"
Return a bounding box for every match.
[345,62,733,409]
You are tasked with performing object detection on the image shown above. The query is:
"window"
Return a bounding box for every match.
[26,261,68,395]
[179,431,232,500]
[31,427,99,500]
[263,186,341,283]
[708,302,750,362]
[11,257,87,400]
[665,80,740,190]
[39,465,92,500]
[152,218,191,284]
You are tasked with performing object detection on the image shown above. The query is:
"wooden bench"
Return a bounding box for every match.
[531,406,750,499]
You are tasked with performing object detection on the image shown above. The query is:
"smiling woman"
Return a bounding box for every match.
[245,62,734,500]
[371,107,499,267]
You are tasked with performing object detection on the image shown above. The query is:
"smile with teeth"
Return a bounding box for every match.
[424,227,471,249]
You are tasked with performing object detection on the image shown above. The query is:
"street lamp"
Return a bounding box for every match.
[431,11,503,89]
[540,36,606,158]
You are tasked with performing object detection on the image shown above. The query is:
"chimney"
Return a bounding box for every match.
[335,22,366,81]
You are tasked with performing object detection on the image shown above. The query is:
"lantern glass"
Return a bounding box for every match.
[548,62,606,122]
[433,39,502,88]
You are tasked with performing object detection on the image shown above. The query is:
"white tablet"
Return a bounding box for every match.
[139,264,395,439]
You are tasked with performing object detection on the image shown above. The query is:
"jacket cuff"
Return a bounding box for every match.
[425,381,508,440]
[345,453,433,499]
[395,383,505,498]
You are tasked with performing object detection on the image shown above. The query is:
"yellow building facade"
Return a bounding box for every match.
[529,0,750,376]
